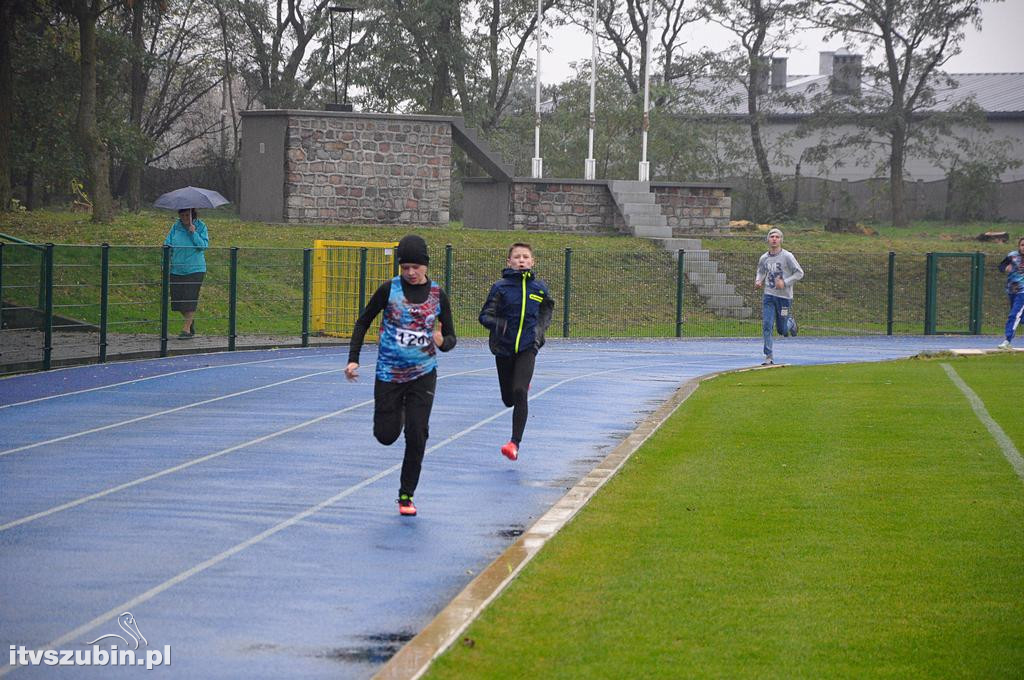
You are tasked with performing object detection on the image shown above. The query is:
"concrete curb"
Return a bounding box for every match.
[373,364,771,680]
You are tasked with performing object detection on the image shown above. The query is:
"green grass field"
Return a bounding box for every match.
[1,210,1021,339]
[426,353,1024,679]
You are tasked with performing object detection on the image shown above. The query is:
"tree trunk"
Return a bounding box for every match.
[889,125,907,226]
[747,60,784,219]
[215,0,240,212]
[788,160,802,216]
[75,1,114,223]
[427,8,452,113]
[0,6,13,211]
[126,0,146,212]
[749,116,784,218]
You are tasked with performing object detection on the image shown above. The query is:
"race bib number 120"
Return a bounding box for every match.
[394,327,431,348]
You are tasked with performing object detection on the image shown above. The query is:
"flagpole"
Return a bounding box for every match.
[638,0,654,182]
[585,0,598,180]
[532,0,544,179]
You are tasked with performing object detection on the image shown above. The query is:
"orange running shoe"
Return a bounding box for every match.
[500,441,519,461]
[397,494,417,516]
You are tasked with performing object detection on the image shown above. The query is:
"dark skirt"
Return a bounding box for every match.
[169,272,205,312]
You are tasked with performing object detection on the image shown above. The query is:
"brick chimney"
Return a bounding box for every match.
[753,56,771,95]
[831,52,863,95]
[771,57,787,91]
[819,51,834,75]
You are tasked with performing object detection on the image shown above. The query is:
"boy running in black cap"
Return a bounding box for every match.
[479,243,554,461]
[345,235,457,516]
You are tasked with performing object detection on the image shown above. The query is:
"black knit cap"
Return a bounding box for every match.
[397,234,429,265]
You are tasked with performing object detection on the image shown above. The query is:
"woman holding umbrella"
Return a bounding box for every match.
[164,207,209,338]
[155,186,227,339]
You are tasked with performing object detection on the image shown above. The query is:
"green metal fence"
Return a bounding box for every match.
[0,241,1009,375]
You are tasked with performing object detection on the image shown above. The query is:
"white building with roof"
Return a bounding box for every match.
[677,50,1024,182]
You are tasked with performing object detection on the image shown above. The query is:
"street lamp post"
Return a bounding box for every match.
[327,5,356,112]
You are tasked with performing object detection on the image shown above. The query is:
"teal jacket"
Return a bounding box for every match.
[163,218,209,275]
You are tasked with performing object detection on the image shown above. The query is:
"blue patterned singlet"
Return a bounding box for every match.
[376,276,441,383]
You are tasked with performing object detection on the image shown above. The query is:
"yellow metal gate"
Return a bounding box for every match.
[311,240,398,338]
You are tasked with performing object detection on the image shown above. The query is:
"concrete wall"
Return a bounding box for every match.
[240,115,288,222]
[758,118,1024,182]
[463,180,511,229]
[240,110,453,225]
[729,175,1024,222]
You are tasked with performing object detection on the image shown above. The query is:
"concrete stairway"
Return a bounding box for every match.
[607,180,672,238]
[607,180,752,320]
[650,238,752,318]
[449,117,514,182]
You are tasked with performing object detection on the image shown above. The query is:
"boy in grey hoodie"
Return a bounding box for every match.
[754,228,803,365]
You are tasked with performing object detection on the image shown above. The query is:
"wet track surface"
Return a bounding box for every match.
[0,335,1005,678]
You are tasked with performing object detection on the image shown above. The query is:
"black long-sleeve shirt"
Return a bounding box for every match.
[347,278,457,364]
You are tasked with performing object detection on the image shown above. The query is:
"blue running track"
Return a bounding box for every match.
[0,336,1002,678]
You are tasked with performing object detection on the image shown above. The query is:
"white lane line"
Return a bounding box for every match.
[2,360,680,666]
[0,367,492,532]
[1,352,597,458]
[0,349,501,411]
[423,361,681,450]
[0,398,370,532]
[0,353,339,410]
[942,363,1024,481]
[0,368,348,457]
[0,464,400,675]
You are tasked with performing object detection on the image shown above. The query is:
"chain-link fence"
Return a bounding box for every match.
[0,241,1012,375]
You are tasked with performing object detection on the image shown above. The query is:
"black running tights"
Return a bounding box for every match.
[495,349,536,445]
[373,370,436,497]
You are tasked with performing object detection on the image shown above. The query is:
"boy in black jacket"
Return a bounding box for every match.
[479,243,554,461]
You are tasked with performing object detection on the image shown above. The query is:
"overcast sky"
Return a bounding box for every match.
[541,1,1024,84]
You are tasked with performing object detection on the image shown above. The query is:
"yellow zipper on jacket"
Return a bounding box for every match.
[514,274,527,353]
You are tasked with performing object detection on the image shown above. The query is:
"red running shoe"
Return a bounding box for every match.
[397,494,417,516]
[500,441,519,461]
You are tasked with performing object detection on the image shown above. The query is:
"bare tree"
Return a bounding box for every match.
[564,0,698,95]
[812,0,985,226]
[463,0,560,129]
[63,0,116,222]
[124,0,160,211]
[0,1,32,210]
[223,0,335,108]
[701,0,807,218]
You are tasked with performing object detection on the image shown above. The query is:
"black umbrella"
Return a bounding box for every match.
[153,186,230,210]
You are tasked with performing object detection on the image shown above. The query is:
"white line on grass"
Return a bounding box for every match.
[0,361,678,672]
[942,363,1024,481]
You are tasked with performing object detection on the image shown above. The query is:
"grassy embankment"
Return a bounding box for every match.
[1,209,1020,338]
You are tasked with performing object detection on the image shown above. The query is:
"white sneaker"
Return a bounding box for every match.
[997,340,1011,350]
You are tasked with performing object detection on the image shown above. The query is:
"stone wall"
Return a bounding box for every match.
[283,114,452,225]
[652,186,732,235]
[509,181,618,232]
[499,180,731,233]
